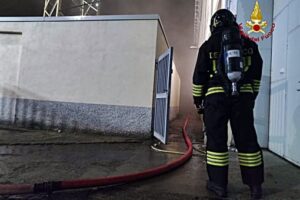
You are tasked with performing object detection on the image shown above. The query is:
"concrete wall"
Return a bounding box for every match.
[154,26,180,121]
[269,0,300,166]
[170,62,180,120]
[0,16,175,136]
[100,0,195,115]
[236,0,274,148]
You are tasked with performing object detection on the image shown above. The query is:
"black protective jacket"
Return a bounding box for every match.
[192,30,263,103]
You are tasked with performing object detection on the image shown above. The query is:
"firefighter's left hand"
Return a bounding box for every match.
[196,104,204,115]
[194,96,204,114]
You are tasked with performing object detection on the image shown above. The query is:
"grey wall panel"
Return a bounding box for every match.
[285,27,300,166]
[273,0,291,18]
[269,0,300,166]
[269,5,288,155]
[271,6,288,83]
[287,0,300,32]
[269,82,287,156]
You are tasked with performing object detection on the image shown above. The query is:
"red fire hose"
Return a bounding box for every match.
[0,118,192,195]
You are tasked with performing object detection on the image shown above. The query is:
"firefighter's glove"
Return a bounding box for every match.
[194,97,204,115]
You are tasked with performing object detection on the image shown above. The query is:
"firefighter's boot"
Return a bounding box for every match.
[250,185,262,199]
[207,181,227,197]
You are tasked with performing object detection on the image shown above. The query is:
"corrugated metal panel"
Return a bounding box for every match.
[153,48,173,144]
[269,82,286,156]
[268,2,288,155]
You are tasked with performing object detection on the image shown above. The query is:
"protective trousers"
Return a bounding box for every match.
[204,93,264,188]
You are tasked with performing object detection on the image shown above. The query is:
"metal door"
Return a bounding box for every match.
[284,27,300,166]
[153,47,173,144]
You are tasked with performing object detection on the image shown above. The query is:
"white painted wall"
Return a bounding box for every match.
[0,33,22,94]
[270,0,300,166]
[0,19,158,108]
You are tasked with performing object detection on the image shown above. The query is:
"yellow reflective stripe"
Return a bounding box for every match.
[193,93,202,97]
[193,93,202,96]
[193,85,203,97]
[206,90,224,96]
[243,56,252,72]
[239,154,261,160]
[193,88,202,92]
[240,84,252,90]
[207,158,229,164]
[207,87,224,91]
[193,91,202,95]
[240,87,253,90]
[240,89,253,91]
[241,85,252,88]
[240,83,253,93]
[207,154,229,160]
[238,151,261,156]
[239,158,261,164]
[253,80,260,90]
[193,89,202,92]
[212,60,217,74]
[206,87,224,93]
[205,87,225,96]
[240,161,262,167]
[240,90,253,93]
[243,57,250,71]
[207,151,228,156]
[247,56,252,66]
[206,151,229,167]
[240,85,252,88]
[193,84,203,89]
[242,84,252,87]
[207,161,229,167]
[192,89,202,93]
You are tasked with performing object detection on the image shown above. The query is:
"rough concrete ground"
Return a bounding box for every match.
[0,117,300,199]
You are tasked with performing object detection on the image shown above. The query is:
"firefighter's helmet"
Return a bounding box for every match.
[210,9,236,33]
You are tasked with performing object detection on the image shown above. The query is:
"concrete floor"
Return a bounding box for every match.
[0,117,300,199]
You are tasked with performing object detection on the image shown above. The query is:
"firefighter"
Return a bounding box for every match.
[192,9,264,199]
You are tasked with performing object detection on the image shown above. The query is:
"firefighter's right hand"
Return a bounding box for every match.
[194,97,204,115]
[196,104,204,115]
